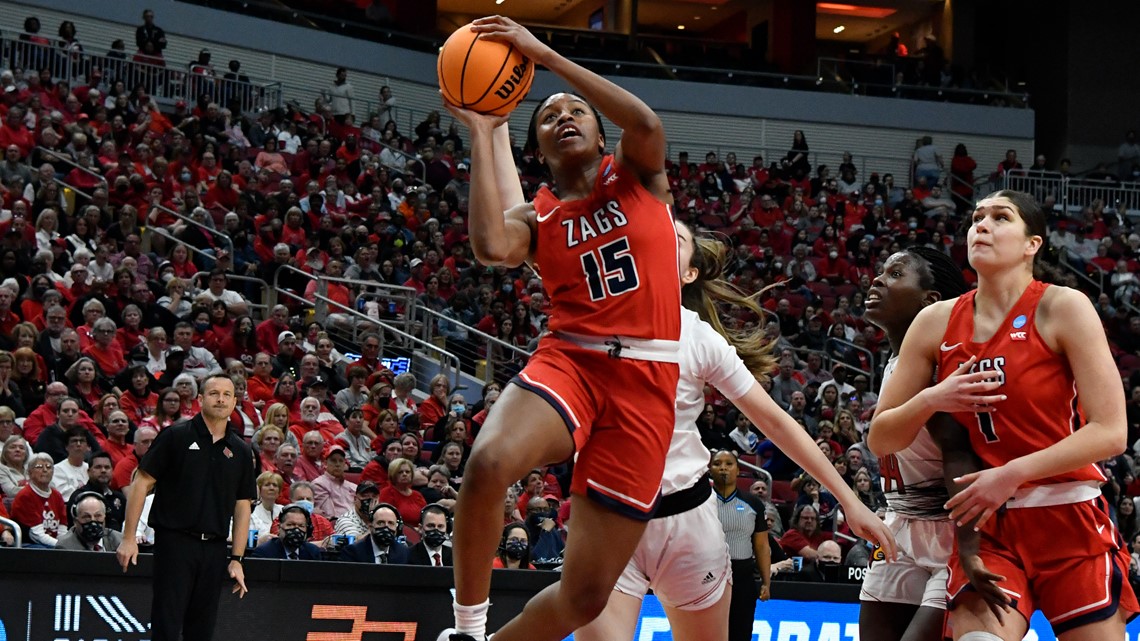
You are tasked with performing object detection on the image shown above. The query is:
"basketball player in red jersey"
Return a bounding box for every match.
[871,190,1138,641]
[438,15,682,641]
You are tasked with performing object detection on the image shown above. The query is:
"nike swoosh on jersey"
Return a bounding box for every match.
[534,205,561,223]
[1097,524,1106,533]
[940,342,962,352]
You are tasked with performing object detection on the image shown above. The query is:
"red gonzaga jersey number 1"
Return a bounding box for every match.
[936,280,1105,488]
[531,155,681,341]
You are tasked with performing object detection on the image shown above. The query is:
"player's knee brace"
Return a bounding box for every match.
[957,632,1005,641]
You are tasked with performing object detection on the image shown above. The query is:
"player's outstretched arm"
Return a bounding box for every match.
[470,16,665,186]
[733,383,897,561]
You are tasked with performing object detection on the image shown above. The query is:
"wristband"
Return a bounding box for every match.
[229,554,244,563]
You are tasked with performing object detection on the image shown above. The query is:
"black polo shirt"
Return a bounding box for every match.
[140,414,256,537]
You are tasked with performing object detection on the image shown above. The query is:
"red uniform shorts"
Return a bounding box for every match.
[947,496,1139,634]
[512,335,679,521]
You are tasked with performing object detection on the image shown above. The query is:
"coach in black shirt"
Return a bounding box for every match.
[117,374,256,641]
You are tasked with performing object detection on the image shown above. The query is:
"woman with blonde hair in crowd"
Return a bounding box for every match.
[0,435,29,497]
[252,403,298,451]
[250,471,285,537]
[142,328,169,377]
[378,457,426,527]
[0,352,25,416]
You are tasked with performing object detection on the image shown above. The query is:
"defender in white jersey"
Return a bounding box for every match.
[860,247,970,641]
[577,222,897,641]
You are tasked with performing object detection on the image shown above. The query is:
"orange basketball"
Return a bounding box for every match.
[438,23,534,117]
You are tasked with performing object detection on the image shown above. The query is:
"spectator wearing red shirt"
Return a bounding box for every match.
[0,108,35,159]
[289,397,343,444]
[22,382,70,446]
[202,170,240,212]
[294,431,326,482]
[269,481,335,543]
[119,366,158,425]
[256,305,291,355]
[247,352,278,405]
[816,246,851,285]
[378,458,426,527]
[111,426,157,491]
[83,318,127,379]
[778,504,834,559]
[10,452,66,546]
[280,207,307,249]
[418,374,449,429]
[96,411,134,467]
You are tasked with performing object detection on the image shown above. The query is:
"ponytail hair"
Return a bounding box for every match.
[682,227,777,382]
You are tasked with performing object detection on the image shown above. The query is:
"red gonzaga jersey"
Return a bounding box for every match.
[937,280,1105,487]
[531,155,680,340]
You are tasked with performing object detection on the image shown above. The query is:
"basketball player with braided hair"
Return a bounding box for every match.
[577,222,896,641]
[860,246,969,641]
[871,190,1138,641]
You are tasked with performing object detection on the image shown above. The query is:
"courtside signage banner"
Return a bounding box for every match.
[0,552,1137,641]
[2,590,1140,640]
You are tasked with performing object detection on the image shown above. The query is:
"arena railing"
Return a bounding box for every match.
[0,515,20,548]
[188,270,272,320]
[416,305,534,385]
[271,265,462,390]
[823,337,877,390]
[310,289,462,392]
[0,34,283,114]
[1002,169,1140,218]
[350,285,421,338]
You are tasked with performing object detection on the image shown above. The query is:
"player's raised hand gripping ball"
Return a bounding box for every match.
[438,22,534,117]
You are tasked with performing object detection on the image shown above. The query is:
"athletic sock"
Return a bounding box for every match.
[454,599,490,639]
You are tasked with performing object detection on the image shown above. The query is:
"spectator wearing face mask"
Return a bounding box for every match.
[339,504,411,564]
[494,521,536,571]
[57,493,123,551]
[524,495,565,565]
[269,482,334,545]
[333,481,381,539]
[251,504,322,560]
[407,503,453,566]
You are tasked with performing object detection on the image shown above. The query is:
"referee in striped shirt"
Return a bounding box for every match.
[712,450,770,641]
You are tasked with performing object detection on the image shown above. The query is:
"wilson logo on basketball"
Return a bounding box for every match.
[495,60,530,100]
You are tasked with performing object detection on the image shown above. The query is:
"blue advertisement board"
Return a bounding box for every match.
[577,596,1140,641]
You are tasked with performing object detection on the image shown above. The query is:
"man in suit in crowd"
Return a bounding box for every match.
[57,493,124,551]
[339,503,410,564]
[407,503,452,567]
[250,504,322,560]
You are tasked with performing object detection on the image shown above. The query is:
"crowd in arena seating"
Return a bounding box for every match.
[0,8,1138,585]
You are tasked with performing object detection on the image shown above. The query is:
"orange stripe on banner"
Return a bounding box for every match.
[307,605,418,641]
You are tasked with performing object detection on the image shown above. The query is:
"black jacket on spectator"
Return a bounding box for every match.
[339,537,411,564]
[35,422,100,463]
[66,480,126,530]
[250,537,322,560]
[406,541,453,566]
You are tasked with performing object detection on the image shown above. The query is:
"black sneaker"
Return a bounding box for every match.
[436,629,491,641]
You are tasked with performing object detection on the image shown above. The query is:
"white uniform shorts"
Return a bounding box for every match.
[860,511,953,609]
[613,493,732,610]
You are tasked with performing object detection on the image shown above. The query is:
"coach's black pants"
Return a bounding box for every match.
[151,528,229,641]
[728,559,758,641]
